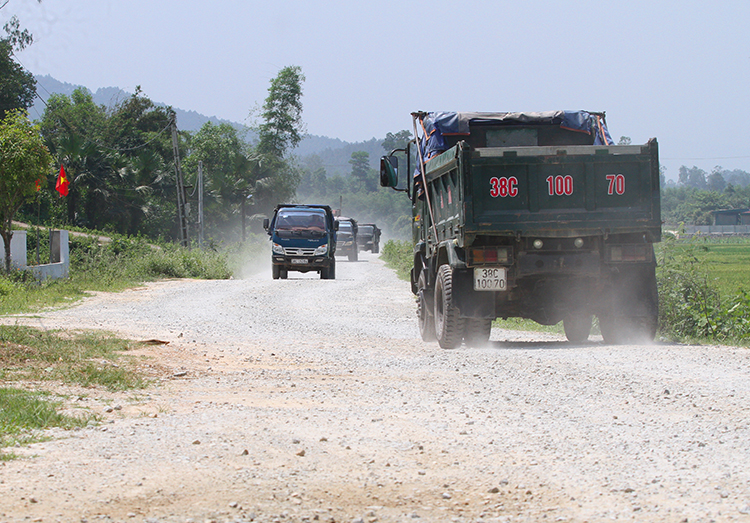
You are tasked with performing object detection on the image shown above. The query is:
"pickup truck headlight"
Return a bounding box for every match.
[272,242,284,255]
[314,243,328,256]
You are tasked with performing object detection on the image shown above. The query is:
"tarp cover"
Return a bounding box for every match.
[413,111,615,199]
[417,110,614,161]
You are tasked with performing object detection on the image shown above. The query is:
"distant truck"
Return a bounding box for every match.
[380,111,661,348]
[357,223,381,253]
[335,217,358,261]
[263,204,337,279]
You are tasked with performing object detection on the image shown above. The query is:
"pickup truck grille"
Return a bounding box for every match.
[283,247,316,256]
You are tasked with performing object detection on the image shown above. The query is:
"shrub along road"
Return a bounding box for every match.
[1,251,750,522]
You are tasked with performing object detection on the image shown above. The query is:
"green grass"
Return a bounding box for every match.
[657,238,750,298]
[0,325,146,459]
[0,325,147,390]
[0,387,95,460]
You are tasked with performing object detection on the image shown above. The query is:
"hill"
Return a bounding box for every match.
[30,75,387,176]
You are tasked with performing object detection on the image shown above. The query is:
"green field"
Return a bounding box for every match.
[657,237,750,298]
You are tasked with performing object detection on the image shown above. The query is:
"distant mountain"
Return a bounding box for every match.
[30,75,385,176]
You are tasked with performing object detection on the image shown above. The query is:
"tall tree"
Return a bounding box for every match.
[250,66,305,215]
[349,151,371,191]
[0,110,52,272]
[0,15,36,118]
[256,66,306,159]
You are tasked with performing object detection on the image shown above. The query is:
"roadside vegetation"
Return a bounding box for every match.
[0,325,148,460]
[382,237,750,345]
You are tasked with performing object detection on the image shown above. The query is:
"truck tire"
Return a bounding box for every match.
[417,272,436,342]
[463,318,492,347]
[373,243,379,254]
[600,267,658,344]
[280,268,288,280]
[563,313,593,343]
[320,259,336,280]
[434,264,465,349]
[272,265,280,280]
[348,249,358,262]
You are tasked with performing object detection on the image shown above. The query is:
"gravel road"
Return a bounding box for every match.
[2,250,750,523]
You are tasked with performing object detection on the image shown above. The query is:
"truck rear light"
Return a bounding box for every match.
[471,247,510,265]
[608,244,651,262]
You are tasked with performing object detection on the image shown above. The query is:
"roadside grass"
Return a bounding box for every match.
[0,230,262,316]
[381,238,750,344]
[0,325,148,459]
[0,387,94,461]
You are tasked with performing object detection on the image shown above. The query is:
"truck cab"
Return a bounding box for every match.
[263,204,337,279]
[335,216,359,261]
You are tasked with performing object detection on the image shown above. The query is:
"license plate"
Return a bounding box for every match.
[291,258,309,264]
[474,267,507,291]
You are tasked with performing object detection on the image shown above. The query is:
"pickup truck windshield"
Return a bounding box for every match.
[274,210,327,238]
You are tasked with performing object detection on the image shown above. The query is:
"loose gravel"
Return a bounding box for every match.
[1,251,750,522]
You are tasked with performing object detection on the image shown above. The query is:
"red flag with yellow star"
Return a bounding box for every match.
[55,165,69,196]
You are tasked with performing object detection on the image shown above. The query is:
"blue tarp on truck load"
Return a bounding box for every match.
[417,110,615,161]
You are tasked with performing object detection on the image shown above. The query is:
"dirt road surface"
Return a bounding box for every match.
[2,251,750,522]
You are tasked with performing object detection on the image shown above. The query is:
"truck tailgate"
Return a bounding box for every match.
[463,141,661,238]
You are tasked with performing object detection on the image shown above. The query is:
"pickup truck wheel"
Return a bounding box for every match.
[272,265,280,280]
[564,313,592,343]
[348,250,358,262]
[373,243,379,254]
[279,269,288,280]
[463,318,492,347]
[434,265,465,349]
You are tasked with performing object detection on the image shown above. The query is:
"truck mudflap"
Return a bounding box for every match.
[451,269,496,319]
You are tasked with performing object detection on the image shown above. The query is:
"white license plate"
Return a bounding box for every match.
[474,267,507,291]
[291,258,309,264]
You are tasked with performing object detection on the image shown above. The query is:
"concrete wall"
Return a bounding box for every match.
[8,229,69,280]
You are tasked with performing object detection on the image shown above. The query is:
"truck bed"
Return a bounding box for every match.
[425,140,661,242]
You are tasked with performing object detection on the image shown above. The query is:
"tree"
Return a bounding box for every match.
[256,65,306,159]
[382,130,412,153]
[251,66,306,215]
[349,151,370,190]
[0,110,52,272]
[183,121,253,241]
[0,15,36,118]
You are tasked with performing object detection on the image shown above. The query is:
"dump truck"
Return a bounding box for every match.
[263,204,338,279]
[380,111,661,348]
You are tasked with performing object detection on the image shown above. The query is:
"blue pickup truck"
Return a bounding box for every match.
[263,204,338,279]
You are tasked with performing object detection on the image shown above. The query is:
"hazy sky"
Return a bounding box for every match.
[6,0,750,179]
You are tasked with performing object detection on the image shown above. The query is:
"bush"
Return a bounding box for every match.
[380,240,412,281]
[657,238,750,343]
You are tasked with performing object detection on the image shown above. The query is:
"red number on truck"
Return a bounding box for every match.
[606,174,625,195]
[489,176,519,198]
[546,175,573,196]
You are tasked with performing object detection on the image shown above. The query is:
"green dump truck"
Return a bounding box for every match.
[380,111,661,348]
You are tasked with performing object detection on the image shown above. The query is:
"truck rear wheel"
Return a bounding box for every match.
[600,266,658,344]
[348,249,358,262]
[463,318,492,347]
[434,265,465,349]
[417,272,435,342]
[564,313,592,343]
[272,265,280,280]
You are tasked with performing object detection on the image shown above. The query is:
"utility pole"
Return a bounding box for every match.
[171,120,189,247]
[198,161,204,249]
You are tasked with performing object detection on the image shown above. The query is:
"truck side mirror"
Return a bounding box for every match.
[263,218,270,231]
[380,156,398,188]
